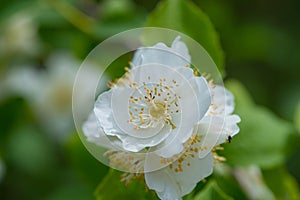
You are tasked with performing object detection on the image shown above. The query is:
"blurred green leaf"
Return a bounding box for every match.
[93,0,146,39]
[66,134,109,186]
[212,164,247,200]
[6,125,56,175]
[43,177,95,200]
[102,0,136,18]
[212,165,248,200]
[221,80,294,168]
[295,102,300,134]
[145,0,224,73]
[95,170,158,200]
[0,0,37,24]
[264,166,300,200]
[0,97,30,142]
[194,180,233,200]
[227,23,273,62]
[286,148,300,188]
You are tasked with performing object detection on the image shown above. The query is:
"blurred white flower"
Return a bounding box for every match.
[4,52,108,142]
[82,37,240,200]
[0,12,39,57]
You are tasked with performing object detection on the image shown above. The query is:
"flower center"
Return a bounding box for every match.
[127,78,181,130]
[149,102,165,119]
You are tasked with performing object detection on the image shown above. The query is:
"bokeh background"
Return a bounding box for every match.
[0,0,299,199]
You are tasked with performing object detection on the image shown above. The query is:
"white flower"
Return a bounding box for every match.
[91,37,211,158]
[82,37,241,200]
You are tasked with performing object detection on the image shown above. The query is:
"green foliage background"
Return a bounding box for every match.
[0,0,299,199]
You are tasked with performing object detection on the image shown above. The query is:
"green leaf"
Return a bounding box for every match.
[194,180,233,200]
[95,170,159,200]
[263,166,300,200]
[221,80,294,168]
[145,0,224,74]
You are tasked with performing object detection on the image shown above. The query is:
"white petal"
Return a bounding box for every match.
[157,183,182,200]
[208,85,235,115]
[196,114,241,158]
[94,90,123,137]
[194,77,212,120]
[176,76,211,123]
[132,37,190,68]
[145,169,182,200]
[172,152,214,195]
[175,67,194,80]
[153,134,185,158]
[131,64,193,86]
[171,36,191,63]
[118,124,172,152]
[82,111,115,149]
[145,152,214,200]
